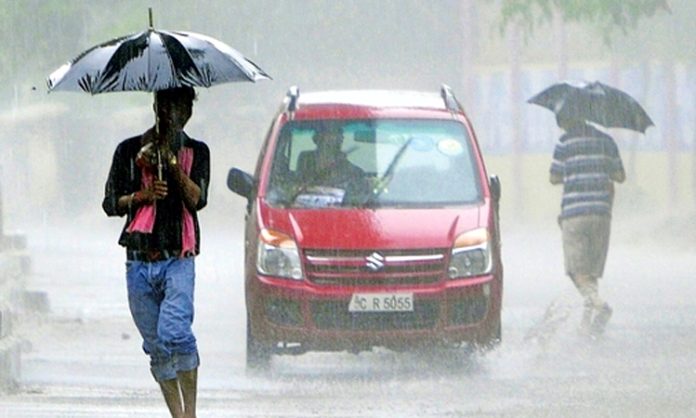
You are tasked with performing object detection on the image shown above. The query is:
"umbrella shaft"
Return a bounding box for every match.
[157,150,163,180]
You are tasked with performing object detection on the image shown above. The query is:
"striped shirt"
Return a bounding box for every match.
[550,124,624,220]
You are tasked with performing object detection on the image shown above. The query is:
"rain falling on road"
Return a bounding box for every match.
[1,1,695,417]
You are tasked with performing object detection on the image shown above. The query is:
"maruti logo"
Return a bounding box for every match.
[365,252,385,271]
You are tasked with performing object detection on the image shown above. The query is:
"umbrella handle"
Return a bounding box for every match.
[154,92,160,135]
[153,90,162,181]
[157,149,163,180]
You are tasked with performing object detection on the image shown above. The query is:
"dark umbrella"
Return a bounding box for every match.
[527,80,653,133]
[47,9,270,93]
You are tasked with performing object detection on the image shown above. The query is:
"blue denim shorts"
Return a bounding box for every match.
[126,256,199,381]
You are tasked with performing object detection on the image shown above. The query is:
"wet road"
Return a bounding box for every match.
[1,218,695,417]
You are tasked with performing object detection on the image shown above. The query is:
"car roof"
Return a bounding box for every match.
[282,87,466,121]
[298,90,448,110]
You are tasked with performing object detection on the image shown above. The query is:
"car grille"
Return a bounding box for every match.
[265,298,303,327]
[310,300,439,330]
[448,295,488,325]
[303,248,447,287]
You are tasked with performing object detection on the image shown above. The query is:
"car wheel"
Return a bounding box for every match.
[473,314,502,352]
[246,317,272,372]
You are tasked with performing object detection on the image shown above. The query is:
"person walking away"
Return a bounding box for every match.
[102,86,210,418]
[550,114,625,337]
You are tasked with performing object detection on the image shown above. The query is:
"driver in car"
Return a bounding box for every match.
[296,125,371,203]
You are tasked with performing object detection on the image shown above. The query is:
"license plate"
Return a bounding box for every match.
[348,292,414,312]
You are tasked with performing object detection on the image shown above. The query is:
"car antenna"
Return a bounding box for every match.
[440,84,463,113]
[285,85,300,119]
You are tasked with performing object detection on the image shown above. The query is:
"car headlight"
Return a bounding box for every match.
[257,228,303,280]
[448,228,492,279]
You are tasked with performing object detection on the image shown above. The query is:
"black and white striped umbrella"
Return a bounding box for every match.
[47,26,270,94]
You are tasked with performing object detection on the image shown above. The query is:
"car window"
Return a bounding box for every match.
[266,119,482,208]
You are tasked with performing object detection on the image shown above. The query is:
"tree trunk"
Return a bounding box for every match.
[459,0,479,112]
[553,11,567,80]
[507,23,524,217]
[663,60,679,212]
[693,63,696,211]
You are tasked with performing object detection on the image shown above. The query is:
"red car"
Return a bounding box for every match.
[228,86,503,370]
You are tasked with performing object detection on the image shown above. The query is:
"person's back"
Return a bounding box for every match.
[550,122,625,220]
[550,118,624,337]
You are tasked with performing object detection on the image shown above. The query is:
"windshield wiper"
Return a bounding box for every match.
[363,137,413,207]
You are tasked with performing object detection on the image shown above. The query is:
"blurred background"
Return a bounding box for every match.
[0,0,693,246]
[2,3,695,414]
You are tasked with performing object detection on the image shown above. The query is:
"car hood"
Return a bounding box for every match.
[260,204,486,250]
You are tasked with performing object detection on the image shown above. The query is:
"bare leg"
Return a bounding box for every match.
[159,378,184,418]
[591,302,613,335]
[580,301,593,334]
[572,274,603,308]
[178,368,198,418]
[572,274,612,335]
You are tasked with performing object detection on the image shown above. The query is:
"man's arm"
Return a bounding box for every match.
[115,181,167,212]
[105,139,174,215]
[168,160,202,212]
[549,141,565,186]
[165,140,210,212]
[550,172,563,185]
[608,138,626,184]
[610,168,626,184]
[103,144,130,217]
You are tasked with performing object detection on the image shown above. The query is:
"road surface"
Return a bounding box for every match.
[1,216,695,418]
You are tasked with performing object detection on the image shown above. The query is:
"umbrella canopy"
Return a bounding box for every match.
[527,80,653,134]
[47,28,270,94]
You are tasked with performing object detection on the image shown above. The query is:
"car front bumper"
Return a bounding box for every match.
[247,273,501,351]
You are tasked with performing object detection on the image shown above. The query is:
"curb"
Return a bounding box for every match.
[0,235,30,392]
[0,336,21,391]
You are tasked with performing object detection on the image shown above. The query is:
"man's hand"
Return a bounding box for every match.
[158,146,178,170]
[152,179,168,199]
[135,142,158,169]
[611,169,626,184]
[550,172,563,185]
[137,180,168,203]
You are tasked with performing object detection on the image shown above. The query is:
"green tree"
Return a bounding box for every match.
[498,0,671,43]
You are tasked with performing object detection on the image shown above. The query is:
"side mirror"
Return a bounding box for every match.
[489,175,501,203]
[227,168,254,199]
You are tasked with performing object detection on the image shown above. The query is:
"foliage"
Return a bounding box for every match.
[499,0,671,43]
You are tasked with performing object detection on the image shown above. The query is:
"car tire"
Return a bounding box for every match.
[246,317,272,372]
[473,314,502,352]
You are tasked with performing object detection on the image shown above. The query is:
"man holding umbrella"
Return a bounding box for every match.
[549,113,624,336]
[102,86,209,417]
[530,80,653,337]
[48,10,270,415]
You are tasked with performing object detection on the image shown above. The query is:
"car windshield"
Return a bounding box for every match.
[265,119,482,208]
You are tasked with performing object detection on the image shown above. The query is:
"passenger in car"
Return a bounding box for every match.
[296,126,371,202]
